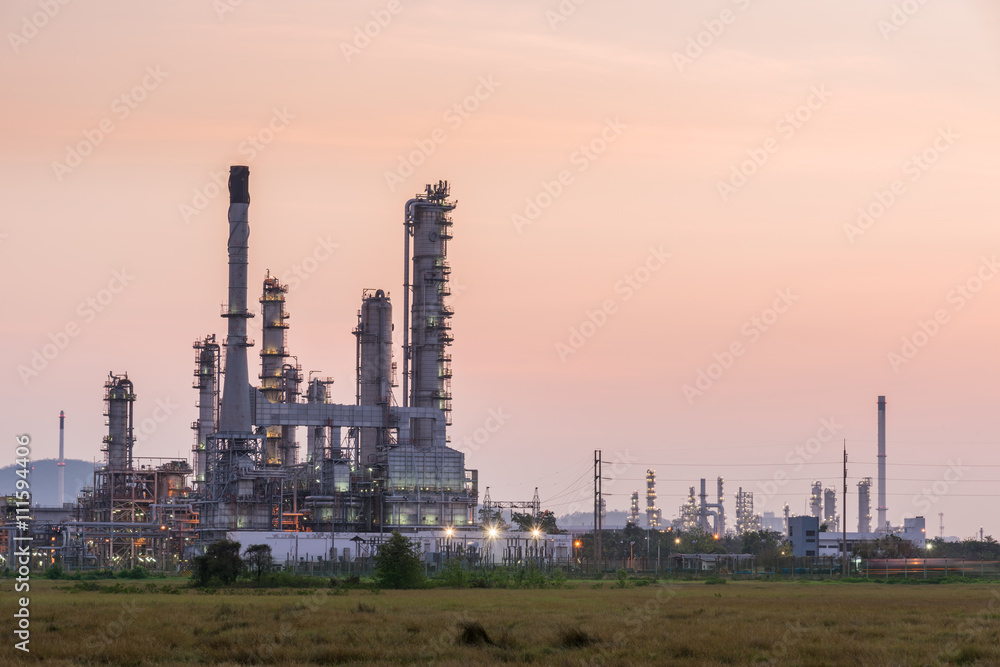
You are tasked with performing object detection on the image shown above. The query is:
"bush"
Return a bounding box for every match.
[614,569,631,589]
[373,532,425,589]
[43,563,66,579]
[436,557,468,588]
[191,539,243,587]
[118,566,149,579]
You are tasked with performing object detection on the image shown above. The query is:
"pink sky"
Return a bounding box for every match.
[3,0,999,538]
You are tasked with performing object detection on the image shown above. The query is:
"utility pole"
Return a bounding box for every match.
[594,450,602,574]
[842,440,848,577]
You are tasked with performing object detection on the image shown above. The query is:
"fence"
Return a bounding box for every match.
[860,559,1000,580]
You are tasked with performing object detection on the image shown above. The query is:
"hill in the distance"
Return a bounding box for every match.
[0,458,96,506]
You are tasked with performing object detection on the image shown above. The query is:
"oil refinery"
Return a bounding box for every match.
[0,171,975,573]
[11,167,571,570]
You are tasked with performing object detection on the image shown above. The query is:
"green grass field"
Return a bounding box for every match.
[3,579,999,665]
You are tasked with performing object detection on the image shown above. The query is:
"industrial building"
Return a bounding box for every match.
[19,167,583,571]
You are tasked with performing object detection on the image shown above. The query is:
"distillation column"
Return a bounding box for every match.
[403,182,455,446]
[355,290,394,465]
[192,336,219,486]
[810,481,823,518]
[280,361,301,465]
[857,477,872,533]
[259,272,290,464]
[305,377,334,462]
[823,487,837,532]
[103,373,135,469]
[645,469,660,528]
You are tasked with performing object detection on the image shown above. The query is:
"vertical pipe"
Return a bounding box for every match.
[402,200,417,408]
[717,476,725,535]
[842,443,847,576]
[699,478,707,531]
[58,410,65,507]
[877,395,887,531]
[126,379,134,469]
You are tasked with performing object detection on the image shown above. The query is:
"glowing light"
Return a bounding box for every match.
[488,526,498,538]
[675,538,680,544]
[445,527,454,537]
[532,529,540,538]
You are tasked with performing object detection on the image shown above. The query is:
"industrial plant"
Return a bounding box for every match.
[0,175,963,574]
[6,167,574,571]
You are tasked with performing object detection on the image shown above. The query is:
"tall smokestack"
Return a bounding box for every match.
[877,395,887,531]
[57,410,65,506]
[219,166,253,434]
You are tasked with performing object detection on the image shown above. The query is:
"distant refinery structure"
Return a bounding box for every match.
[857,477,872,533]
[627,396,911,542]
[645,469,661,529]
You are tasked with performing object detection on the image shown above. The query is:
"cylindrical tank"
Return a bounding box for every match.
[193,336,219,484]
[306,378,329,462]
[407,183,454,446]
[104,374,135,469]
[279,362,301,465]
[357,290,393,464]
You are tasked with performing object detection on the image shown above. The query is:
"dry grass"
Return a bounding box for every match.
[1,579,998,665]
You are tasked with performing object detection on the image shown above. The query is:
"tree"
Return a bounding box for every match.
[511,512,535,532]
[373,531,425,589]
[676,527,726,554]
[478,507,508,529]
[245,544,273,582]
[191,539,244,586]
[510,510,560,534]
[537,510,560,534]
